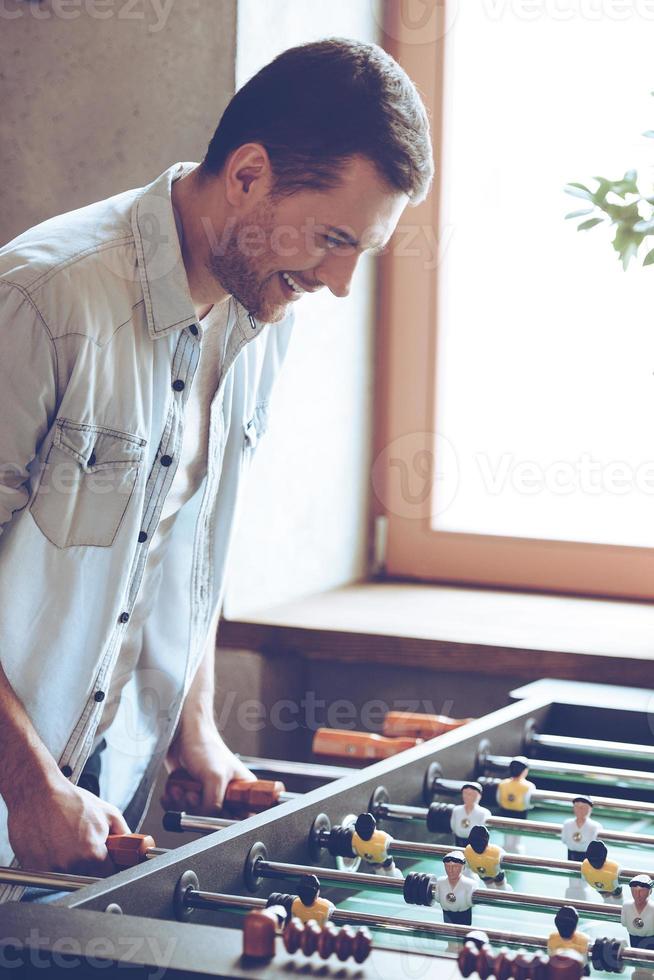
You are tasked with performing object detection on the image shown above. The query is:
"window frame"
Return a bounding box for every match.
[375,1,654,600]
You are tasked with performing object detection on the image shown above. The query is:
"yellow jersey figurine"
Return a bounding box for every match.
[290,874,334,926]
[495,756,535,818]
[548,906,590,971]
[581,840,622,898]
[351,812,402,878]
[463,826,508,888]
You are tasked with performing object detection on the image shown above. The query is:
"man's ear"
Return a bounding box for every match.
[224,143,272,206]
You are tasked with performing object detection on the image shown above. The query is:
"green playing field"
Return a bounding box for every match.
[330,804,654,976]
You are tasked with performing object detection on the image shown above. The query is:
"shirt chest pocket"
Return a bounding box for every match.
[30,419,146,549]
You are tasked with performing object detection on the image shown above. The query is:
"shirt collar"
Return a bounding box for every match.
[131,161,266,342]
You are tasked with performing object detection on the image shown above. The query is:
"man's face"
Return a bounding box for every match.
[631,884,650,905]
[573,801,591,822]
[206,155,408,323]
[445,861,463,886]
[461,787,481,808]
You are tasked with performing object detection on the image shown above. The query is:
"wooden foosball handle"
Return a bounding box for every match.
[312,728,421,760]
[382,711,474,739]
[164,771,286,812]
[106,833,155,868]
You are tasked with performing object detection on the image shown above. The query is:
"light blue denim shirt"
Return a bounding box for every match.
[0,162,294,882]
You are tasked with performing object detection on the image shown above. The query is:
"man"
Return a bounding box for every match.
[621,875,654,949]
[350,812,402,879]
[580,840,622,900]
[463,826,510,891]
[450,781,491,847]
[0,37,433,888]
[435,850,477,926]
[547,906,590,971]
[560,796,602,862]
[495,756,535,818]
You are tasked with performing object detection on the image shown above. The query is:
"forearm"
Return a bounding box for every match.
[179,608,220,733]
[0,663,59,803]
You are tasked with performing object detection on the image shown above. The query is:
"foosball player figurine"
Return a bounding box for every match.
[436,850,476,925]
[463,826,509,889]
[561,797,602,862]
[496,756,535,818]
[580,840,622,899]
[351,812,402,878]
[451,782,491,847]
[548,906,590,975]
[290,874,335,927]
[621,875,654,949]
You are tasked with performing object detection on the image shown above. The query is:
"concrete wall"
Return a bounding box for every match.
[0,0,237,244]
[222,0,383,618]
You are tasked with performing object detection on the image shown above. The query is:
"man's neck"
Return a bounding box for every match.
[172,167,231,316]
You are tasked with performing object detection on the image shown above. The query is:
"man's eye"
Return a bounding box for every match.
[323,235,346,249]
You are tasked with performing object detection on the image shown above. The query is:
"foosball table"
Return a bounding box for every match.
[2,679,654,978]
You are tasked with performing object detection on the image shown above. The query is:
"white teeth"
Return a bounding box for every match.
[282,271,303,294]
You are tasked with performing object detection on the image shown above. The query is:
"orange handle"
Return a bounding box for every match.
[106,833,155,868]
[312,728,421,761]
[382,711,474,739]
[162,770,285,813]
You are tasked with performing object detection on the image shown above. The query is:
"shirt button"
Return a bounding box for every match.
[119,611,130,624]
[172,379,185,391]
[61,765,73,778]
[189,324,199,336]
[94,691,105,702]
[138,531,148,543]
[160,454,173,467]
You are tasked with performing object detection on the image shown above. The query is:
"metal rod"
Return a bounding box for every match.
[314,830,654,882]
[433,778,654,818]
[239,755,354,781]
[256,857,620,920]
[0,868,96,891]
[184,889,654,967]
[175,814,238,833]
[376,800,654,848]
[530,732,654,765]
[486,753,654,791]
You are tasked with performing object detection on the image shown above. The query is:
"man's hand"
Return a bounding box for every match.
[6,771,130,875]
[162,722,255,815]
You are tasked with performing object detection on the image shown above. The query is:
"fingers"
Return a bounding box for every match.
[105,803,131,837]
[235,763,257,783]
[201,772,227,814]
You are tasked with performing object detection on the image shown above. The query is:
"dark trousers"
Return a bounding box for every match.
[568,849,586,862]
[443,908,472,925]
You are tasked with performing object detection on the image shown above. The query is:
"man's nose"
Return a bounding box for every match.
[315,251,360,298]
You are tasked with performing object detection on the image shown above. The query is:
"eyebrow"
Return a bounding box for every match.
[326,225,387,255]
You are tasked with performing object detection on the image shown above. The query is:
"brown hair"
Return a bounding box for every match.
[198,38,433,205]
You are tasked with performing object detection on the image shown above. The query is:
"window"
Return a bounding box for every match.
[377,1,654,598]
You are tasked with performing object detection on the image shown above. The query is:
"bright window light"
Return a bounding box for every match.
[434,4,654,547]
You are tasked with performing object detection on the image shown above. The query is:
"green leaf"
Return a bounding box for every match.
[577,218,604,231]
[644,248,654,266]
[612,223,647,269]
[565,183,593,200]
[565,209,593,220]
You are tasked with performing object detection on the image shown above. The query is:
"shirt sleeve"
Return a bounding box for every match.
[0,281,58,533]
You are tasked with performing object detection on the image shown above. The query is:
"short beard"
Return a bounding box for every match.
[205,196,281,322]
